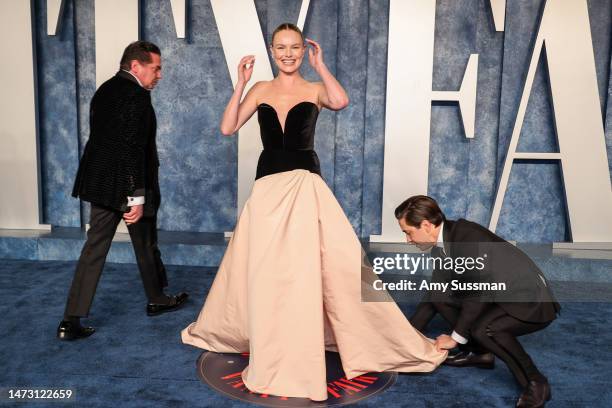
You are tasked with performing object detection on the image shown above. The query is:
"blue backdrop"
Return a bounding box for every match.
[34,0,612,242]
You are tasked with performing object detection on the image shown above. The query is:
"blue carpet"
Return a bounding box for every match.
[0,259,610,407]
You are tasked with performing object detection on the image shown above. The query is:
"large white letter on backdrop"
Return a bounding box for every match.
[489,0,612,243]
[0,0,50,230]
[371,0,478,242]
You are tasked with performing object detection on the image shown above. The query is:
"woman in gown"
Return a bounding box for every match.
[182,23,447,401]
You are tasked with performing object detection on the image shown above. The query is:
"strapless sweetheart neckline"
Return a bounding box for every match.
[257,101,319,134]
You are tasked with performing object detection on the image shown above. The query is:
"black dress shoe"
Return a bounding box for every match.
[146,292,189,316]
[56,320,95,341]
[443,350,495,369]
[516,379,551,408]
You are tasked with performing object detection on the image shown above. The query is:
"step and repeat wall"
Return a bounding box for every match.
[1,0,611,243]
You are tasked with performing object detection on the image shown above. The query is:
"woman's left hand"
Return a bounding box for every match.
[305,37,349,110]
[306,38,324,71]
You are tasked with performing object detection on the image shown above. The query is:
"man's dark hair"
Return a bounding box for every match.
[119,41,161,71]
[394,195,446,227]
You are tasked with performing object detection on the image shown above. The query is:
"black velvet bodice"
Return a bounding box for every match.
[255,101,321,179]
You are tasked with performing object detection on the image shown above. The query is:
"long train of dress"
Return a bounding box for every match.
[182,169,446,401]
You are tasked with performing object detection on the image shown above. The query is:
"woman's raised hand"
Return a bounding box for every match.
[238,55,255,85]
[306,39,324,71]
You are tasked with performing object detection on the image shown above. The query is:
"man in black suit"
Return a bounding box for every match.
[58,41,188,341]
[396,195,560,408]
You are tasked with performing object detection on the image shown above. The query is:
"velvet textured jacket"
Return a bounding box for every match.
[72,71,160,214]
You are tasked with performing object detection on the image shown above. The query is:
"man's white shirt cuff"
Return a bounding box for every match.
[127,196,145,206]
[451,331,468,344]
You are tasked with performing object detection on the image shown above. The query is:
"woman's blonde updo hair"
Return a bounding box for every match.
[271,23,304,45]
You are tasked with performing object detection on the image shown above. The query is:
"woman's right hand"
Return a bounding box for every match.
[238,55,255,85]
[221,56,260,135]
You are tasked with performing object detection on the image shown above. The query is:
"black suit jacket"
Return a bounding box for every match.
[431,219,560,339]
[72,71,160,215]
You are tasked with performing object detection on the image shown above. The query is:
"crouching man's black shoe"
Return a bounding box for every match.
[146,292,189,316]
[516,379,551,408]
[57,320,95,341]
[443,350,495,369]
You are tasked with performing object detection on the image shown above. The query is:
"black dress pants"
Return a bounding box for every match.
[412,300,550,388]
[64,204,168,317]
[470,304,550,387]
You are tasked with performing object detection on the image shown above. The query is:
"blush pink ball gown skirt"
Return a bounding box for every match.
[182,169,446,401]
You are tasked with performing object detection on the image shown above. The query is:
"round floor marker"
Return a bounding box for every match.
[197,351,397,407]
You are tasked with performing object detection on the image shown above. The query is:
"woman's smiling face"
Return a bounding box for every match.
[270,29,306,73]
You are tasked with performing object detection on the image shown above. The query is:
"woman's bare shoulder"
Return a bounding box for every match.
[307,81,325,105]
[249,80,273,99]
[309,81,324,89]
[249,80,272,92]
